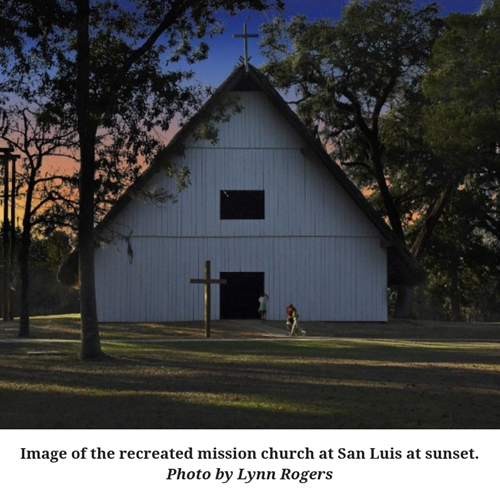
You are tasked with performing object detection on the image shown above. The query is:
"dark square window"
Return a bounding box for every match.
[220,190,265,220]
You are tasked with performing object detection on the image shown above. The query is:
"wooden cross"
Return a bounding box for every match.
[189,260,227,338]
[233,23,258,72]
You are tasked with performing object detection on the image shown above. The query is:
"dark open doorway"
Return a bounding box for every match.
[220,272,264,319]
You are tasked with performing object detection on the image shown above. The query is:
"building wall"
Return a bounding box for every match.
[94,91,388,322]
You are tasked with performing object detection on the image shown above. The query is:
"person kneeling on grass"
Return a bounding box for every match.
[286,304,306,336]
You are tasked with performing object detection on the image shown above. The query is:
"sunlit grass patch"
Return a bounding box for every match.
[2,318,500,429]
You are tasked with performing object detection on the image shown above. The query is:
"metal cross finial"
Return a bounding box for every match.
[233,23,258,72]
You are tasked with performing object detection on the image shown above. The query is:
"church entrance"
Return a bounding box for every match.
[219,272,264,319]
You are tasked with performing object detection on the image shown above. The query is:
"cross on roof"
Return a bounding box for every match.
[233,23,258,73]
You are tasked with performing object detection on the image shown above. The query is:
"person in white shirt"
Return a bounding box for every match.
[258,293,269,321]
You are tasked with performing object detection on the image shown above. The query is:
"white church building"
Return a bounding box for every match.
[89,64,423,323]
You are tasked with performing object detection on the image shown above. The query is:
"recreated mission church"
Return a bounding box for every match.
[89,62,422,323]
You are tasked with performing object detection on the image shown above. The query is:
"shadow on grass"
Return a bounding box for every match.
[1,340,500,429]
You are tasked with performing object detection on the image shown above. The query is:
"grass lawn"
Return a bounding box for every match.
[1,316,500,429]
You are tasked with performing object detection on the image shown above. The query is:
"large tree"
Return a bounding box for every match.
[423,0,500,240]
[260,0,444,316]
[0,0,283,358]
[415,189,500,322]
[418,0,500,321]
[0,106,78,337]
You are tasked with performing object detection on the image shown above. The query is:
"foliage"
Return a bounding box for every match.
[423,1,500,226]
[18,232,80,316]
[0,0,284,357]
[418,0,500,321]
[0,104,80,336]
[414,190,500,321]
[0,106,79,229]
[423,2,500,171]
[260,0,442,243]
[376,90,445,228]
[1,0,285,187]
[260,0,448,319]
[259,0,500,321]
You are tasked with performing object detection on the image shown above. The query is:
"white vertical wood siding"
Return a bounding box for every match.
[95,91,388,322]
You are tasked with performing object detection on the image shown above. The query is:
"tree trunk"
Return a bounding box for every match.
[78,135,102,359]
[368,131,406,243]
[372,150,417,320]
[394,284,415,319]
[394,181,456,319]
[375,168,405,242]
[18,225,31,338]
[449,258,461,322]
[18,167,37,338]
[411,179,456,260]
[76,0,102,359]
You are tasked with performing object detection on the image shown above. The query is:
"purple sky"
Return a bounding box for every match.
[193,0,483,85]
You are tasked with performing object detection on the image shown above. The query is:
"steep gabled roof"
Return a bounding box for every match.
[80,63,424,287]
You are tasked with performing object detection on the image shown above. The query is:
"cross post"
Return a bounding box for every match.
[233,23,258,72]
[189,260,227,338]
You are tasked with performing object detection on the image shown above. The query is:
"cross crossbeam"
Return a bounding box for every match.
[189,260,227,337]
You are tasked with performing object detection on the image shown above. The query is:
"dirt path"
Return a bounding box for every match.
[1,317,500,342]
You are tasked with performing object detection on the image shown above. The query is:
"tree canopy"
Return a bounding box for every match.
[415,0,500,320]
[0,0,284,358]
[423,0,500,240]
[260,0,442,244]
[260,0,446,317]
